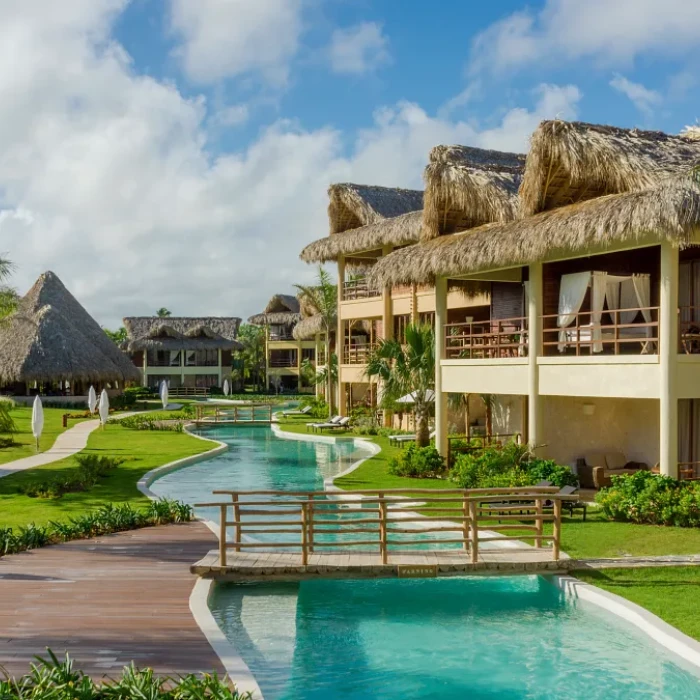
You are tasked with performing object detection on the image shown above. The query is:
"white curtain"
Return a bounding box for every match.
[557,272,591,351]
[591,272,607,353]
[679,399,692,465]
[523,280,530,313]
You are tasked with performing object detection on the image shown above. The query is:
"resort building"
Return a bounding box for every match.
[300,155,524,421]
[0,271,140,399]
[369,120,700,484]
[123,316,241,393]
[248,295,316,393]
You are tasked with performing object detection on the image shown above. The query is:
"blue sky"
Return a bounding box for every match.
[1,0,699,326]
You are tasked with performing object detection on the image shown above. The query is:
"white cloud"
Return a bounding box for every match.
[209,104,250,128]
[329,22,390,75]
[470,0,700,77]
[0,2,581,328]
[610,74,661,116]
[169,0,303,85]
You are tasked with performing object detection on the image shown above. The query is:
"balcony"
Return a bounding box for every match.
[269,331,295,341]
[343,343,376,365]
[343,278,380,301]
[269,358,298,368]
[679,307,700,354]
[445,318,528,360]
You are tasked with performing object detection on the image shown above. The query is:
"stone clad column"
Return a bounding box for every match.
[660,242,679,477]
[528,263,542,448]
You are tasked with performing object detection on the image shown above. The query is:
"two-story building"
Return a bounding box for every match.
[248,295,316,393]
[369,120,700,484]
[123,316,241,392]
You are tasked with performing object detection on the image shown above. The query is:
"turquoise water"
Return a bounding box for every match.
[212,576,700,699]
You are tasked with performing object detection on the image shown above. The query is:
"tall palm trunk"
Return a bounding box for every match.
[415,400,430,447]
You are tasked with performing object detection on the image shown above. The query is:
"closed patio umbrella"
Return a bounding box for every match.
[223,379,230,397]
[396,390,436,404]
[160,380,169,410]
[31,395,44,451]
[99,389,110,427]
[88,385,97,414]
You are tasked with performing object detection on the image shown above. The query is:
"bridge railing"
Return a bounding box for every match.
[194,404,274,423]
[196,487,577,567]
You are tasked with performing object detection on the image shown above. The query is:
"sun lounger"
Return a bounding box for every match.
[282,405,311,417]
[543,484,587,520]
[307,416,342,433]
[480,481,553,517]
[389,430,436,447]
[319,416,351,431]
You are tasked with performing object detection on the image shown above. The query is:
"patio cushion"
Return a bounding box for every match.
[584,452,606,468]
[605,452,627,470]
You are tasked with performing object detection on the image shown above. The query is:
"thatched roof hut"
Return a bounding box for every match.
[422,145,526,241]
[328,183,423,234]
[0,271,141,385]
[123,317,242,352]
[292,313,325,341]
[519,120,700,217]
[368,172,700,287]
[248,295,301,326]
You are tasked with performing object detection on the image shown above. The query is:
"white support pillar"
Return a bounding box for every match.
[142,351,148,388]
[217,349,223,388]
[527,263,542,448]
[435,276,448,459]
[337,255,346,416]
[660,242,679,477]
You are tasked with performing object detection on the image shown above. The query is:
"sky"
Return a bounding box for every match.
[1,0,699,329]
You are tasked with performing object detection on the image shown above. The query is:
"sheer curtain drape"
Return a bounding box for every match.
[557,272,590,351]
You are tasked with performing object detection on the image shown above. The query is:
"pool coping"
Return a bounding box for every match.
[553,574,700,671]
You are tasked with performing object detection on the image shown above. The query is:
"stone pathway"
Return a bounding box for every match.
[0,522,223,679]
[572,554,700,569]
[0,405,182,479]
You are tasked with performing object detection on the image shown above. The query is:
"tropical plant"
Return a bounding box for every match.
[0,255,18,325]
[389,444,445,477]
[0,400,17,444]
[156,307,172,317]
[104,326,128,344]
[235,323,267,392]
[366,323,435,447]
[295,267,338,416]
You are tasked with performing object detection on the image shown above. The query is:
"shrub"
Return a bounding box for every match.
[111,392,138,410]
[114,413,187,431]
[389,444,445,478]
[527,459,579,488]
[299,396,329,419]
[596,471,700,527]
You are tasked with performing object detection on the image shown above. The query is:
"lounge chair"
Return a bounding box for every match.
[543,485,588,520]
[281,405,311,417]
[480,481,553,518]
[307,416,341,433]
[319,416,351,432]
[389,430,437,447]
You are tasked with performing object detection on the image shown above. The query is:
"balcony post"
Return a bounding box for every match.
[435,276,448,459]
[297,339,302,392]
[660,242,679,477]
[527,263,542,449]
[381,246,393,427]
[142,351,148,388]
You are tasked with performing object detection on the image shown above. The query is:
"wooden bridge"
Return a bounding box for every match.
[191,487,577,581]
[194,404,274,425]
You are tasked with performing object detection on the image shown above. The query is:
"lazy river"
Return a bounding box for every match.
[150,425,700,699]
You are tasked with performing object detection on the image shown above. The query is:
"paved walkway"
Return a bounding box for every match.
[0,522,223,679]
[0,405,181,479]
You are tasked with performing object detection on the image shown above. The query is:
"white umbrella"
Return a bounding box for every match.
[99,389,110,427]
[160,380,169,410]
[396,389,436,404]
[31,395,44,451]
[88,386,97,414]
[223,379,230,397]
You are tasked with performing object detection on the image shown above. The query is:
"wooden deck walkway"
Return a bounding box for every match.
[0,523,223,680]
[192,548,571,581]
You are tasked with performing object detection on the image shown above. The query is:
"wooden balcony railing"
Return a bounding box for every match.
[679,307,700,354]
[197,487,575,566]
[343,343,375,365]
[343,278,380,301]
[679,462,700,480]
[269,332,295,341]
[269,358,298,368]
[445,318,528,359]
[542,307,659,356]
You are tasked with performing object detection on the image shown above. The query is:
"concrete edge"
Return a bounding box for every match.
[553,574,700,671]
[189,578,264,699]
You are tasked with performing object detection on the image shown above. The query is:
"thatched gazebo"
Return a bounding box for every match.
[248,295,301,328]
[0,271,140,396]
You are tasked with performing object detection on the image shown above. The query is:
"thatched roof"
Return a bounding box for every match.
[300,210,422,263]
[328,183,423,234]
[248,294,301,326]
[292,313,325,340]
[368,172,700,287]
[422,145,525,241]
[519,120,700,217]
[0,271,141,384]
[123,317,242,352]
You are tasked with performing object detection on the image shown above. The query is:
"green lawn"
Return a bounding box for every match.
[0,423,214,529]
[574,567,700,641]
[0,406,87,466]
[276,419,700,560]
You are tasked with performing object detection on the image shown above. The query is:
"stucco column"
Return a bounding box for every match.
[381,245,393,427]
[217,349,223,387]
[434,276,448,458]
[180,350,184,387]
[337,255,346,415]
[527,263,542,448]
[660,242,679,477]
[297,340,302,391]
[142,351,148,388]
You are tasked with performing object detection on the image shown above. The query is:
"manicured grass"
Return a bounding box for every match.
[0,423,213,529]
[276,418,700,560]
[0,406,86,466]
[574,567,700,641]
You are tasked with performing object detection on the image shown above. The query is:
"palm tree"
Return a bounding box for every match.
[366,323,435,447]
[0,256,18,324]
[295,267,337,416]
[156,308,172,317]
[236,323,266,392]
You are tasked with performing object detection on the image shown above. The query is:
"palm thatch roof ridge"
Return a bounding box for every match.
[248,294,301,326]
[292,313,325,340]
[422,145,526,242]
[300,210,422,263]
[519,120,700,217]
[328,183,423,234]
[368,172,700,288]
[123,317,242,352]
[0,271,141,385]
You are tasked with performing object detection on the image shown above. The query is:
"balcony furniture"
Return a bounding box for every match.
[681,325,700,354]
[582,451,649,489]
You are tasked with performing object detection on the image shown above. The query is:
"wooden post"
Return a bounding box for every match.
[301,503,309,566]
[378,491,387,564]
[219,504,227,567]
[232,493,241,553]
[462,491,469,551]
[307,497,315,553]
[552,499,562,561]
[534,498,543,548]
[469,500,479,564]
